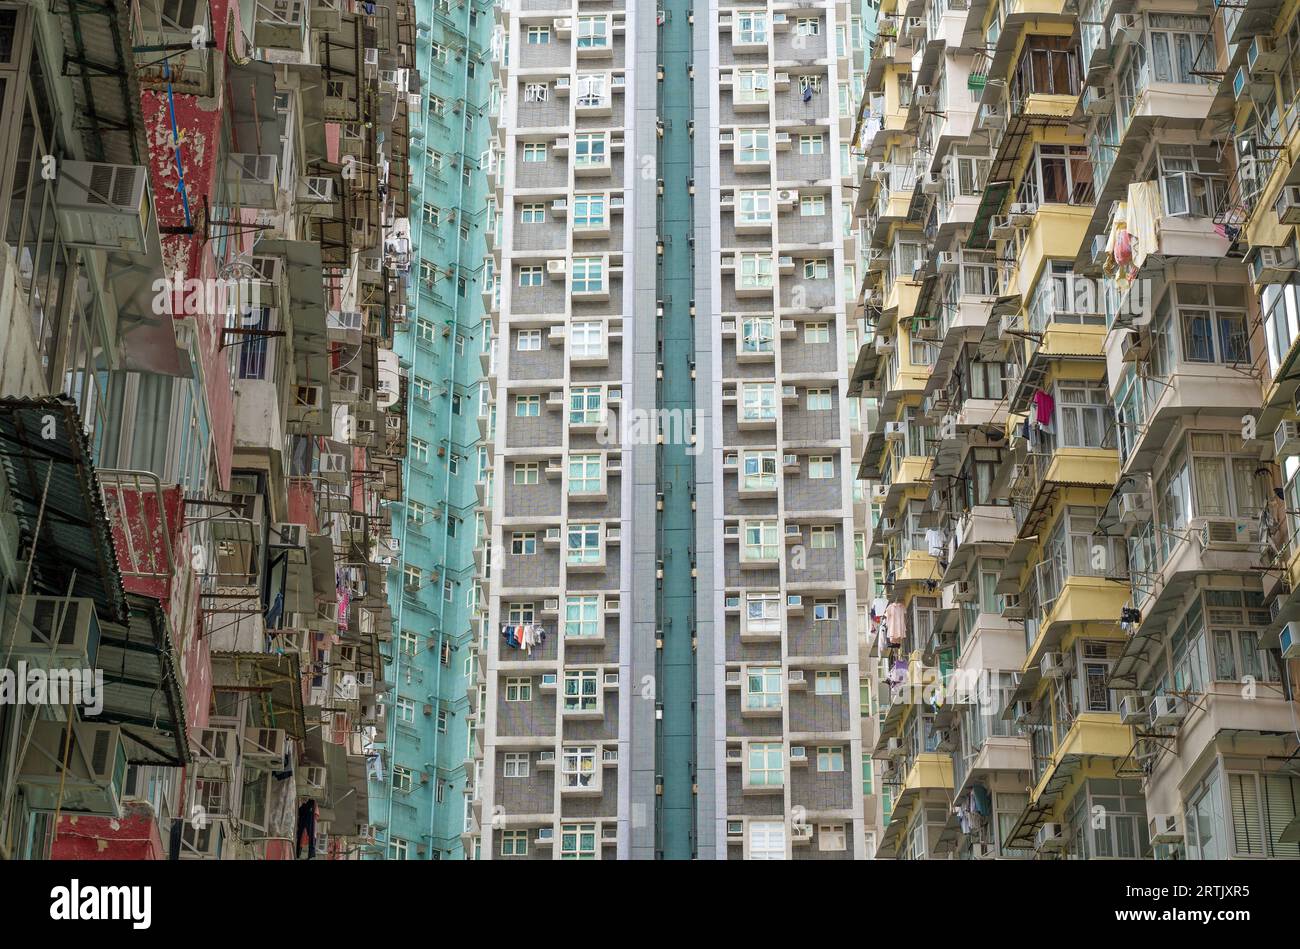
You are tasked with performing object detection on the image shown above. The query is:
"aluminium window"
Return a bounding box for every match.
[569,453,603,493]
[746,742,784,787]
[566,523,602,564]
[566,595,600,638]
[745,666,782,710]
[562,674,599,713]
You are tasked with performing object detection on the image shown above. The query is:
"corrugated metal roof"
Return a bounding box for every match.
[92,593,190,766]
[0,396,129,624]
[55,0,149,165]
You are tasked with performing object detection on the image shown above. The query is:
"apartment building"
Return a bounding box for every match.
[367,0,494,863]
[469,0,879,859]
[0,0,411,860]
[854,0,1300,859]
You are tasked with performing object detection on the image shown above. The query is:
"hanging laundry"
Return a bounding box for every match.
[1031,389,1054,427]
[925,528,945,558]
[884,600,908,645]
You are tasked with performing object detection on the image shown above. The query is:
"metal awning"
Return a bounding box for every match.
[91,593,189,766]
[209,651,306,741]
[0,397,129,624]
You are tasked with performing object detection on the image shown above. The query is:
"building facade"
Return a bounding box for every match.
[856,0,1300,860]
[469,0,879,860]
[0,0,412,861]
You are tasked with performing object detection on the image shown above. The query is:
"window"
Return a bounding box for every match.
[399,629,419,656]
[803,259,829,280]
[799,134,825,155]
[748,820,785,859]
[566,523,602,564]
[503,753,530,778]
[810,525,836,548]
[575,132,607,166]
[515,394,541,417]
[737,189,773,226]
[416,319,436,343]
[743,520,778,561]
[575,74,607,108]
[746,742,783,787]
[566,595,600,638]
[499,830,528,855]
[1016,143,1093,207]
[572,257,604,293]
[571,321,604,359]
[523,82,548,103]
[808,455,834,479]
[577,15,608,48]
[741,450,777,491]
[815,670,843,694]
[570,386,604,425]
[813,599,838,621]
[522,143,547,162]
[796,17,820,35]
[741,316,774,353]
[800,194,826,216]
[403,565,422,589]
[511,531,536,555]
[436,709,448,733]
[739,253,773,290]
[816,746,844,772]
[560,822,597,859]
[505,677,532,702]
[736,9,768,44]
[741,382,775,421]
[746,593,781,633]
[804,322,830,343]
[516,329,542,350]
[518,265,543,287]
[1054,381,1109,448]
[818,824,846,851]
[389,837,409,860]
[507,603,535,626]
[422,202,441,226]
[520,203,545,224]
[1159,145,1226,219]
[735,68,770,104]
[568,453,602,493]
[396,697,416,724]
[737,128,771,164]
[745,666,782,709]
[798,74,822,95]
[526,25,550,44]
[573,193,607,230]
[408,501,427,525]
[393,766,414,792]
[1175,283,1248,364]
[1146,13,1213,84]
[413,376,433,400]
[513,462,539,485]
[807,388,832,410]
[1224,771,1300,857]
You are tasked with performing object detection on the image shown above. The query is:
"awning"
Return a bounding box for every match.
[91,593,190,766]
[209,651,306,741]
[0,397,129,624]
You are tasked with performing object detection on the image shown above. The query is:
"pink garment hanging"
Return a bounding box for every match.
[1032,389,1054,426]
[884,601,907,645]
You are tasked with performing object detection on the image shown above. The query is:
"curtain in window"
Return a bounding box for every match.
[1192,455,1228,516]
[1229,773,1264,856]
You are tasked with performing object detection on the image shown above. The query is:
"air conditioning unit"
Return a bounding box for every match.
[536,827,555,842]
[2,596,102,670]
[1275,421,1300,458]
[1035,821,1065,851]
[546,259,567,275]
[989,215,1014,240]
[787,594,803,612]
[195,727,241,768]
[884,421,905,442]
[1149,694,1186,727]
[1199,518,1257,550]
[1118,493,1150,524]
[1000,595,1024,620]
[937,251,957,273]
[273,522,307,548]
[789,746,807,762]
[1148,813,1184,844]
[1120,328,1150,362]
[875,336,894,354]
[1275,185,1300,225]
[297,176,335,203]
[243,727,287,762]
[1118,693,1147,724]
[1040,652,1064,679]
[921,173,942,195]
[320,452,347,482]
[1247,34,1287,73]
[1249,244,1298,283]
[1280,621,1300,659]
[887,737,903,757]
[726,746,743,763]
[54,161,153,252]
[18,722,127,816]
[953,581,976,602]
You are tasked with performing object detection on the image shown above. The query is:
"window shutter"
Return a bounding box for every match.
[1228,772,1264,856]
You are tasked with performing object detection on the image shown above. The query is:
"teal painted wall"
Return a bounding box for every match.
[370,0,494,861]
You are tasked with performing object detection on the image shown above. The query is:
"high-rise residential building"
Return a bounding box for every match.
[367,0,495,863]
[855,0,1300,860]
[469,0,878,860]
[0,0,412,861]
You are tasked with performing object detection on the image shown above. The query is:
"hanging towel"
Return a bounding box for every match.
[925,528,945,558]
